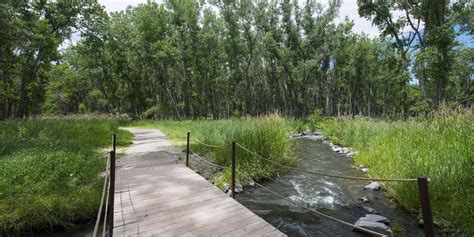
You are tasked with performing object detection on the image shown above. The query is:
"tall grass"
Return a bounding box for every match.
[0,116,132,234]
[133,114,294,187]
[320,108,473,235]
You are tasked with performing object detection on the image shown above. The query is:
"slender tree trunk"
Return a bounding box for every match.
[16,51,43,118]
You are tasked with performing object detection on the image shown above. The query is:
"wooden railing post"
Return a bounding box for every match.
[186,132,190,167]
[107,151,116,236]
[417,177,434,237]
[231,141,236,199]
[112,134,116,154]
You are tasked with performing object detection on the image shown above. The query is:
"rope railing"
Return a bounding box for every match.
[189,149,225,169]
[235,142,418,182]
[92,156,110,237]
[93,134,116,237]
[102,171,111,237]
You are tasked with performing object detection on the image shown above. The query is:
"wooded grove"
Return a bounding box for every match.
[0,0,472,119]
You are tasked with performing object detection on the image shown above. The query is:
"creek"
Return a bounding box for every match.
[236,136,422,236]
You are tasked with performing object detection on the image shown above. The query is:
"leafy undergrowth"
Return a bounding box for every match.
[320,108,473,235]
[0,116,133,234]
[132,114,294,188]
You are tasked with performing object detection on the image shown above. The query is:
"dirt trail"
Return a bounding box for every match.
[117,127,183,170]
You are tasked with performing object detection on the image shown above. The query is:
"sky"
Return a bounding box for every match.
[71,0,471,49]
[97,0,381,36]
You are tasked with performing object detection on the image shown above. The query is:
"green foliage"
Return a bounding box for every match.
[358,0,469,107]
[141,106,162,120]
[78,103,87,113]
[0,116,133,234]
[132,115,294,187]
[409,99,431,116]
[321,109,474,235]
[288,119,308,132]
[0,0,104,118]
[307,108,323,130]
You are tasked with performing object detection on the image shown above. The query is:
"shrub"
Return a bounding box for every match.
[289,119,308,132]
[142,106,161,120]
[308,108,323,130]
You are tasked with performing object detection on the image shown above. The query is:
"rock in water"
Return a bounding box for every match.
[364,182,380,191]
[331,146,341,152]
[362,206,379,214]
[359,214,390,225]
[354,220,393,236]
[235,184,243,193]
[347,151,356,158]
[340,147,351,154]
[358,196,370,203]
[223,183,230,193]
[361,168,369,173]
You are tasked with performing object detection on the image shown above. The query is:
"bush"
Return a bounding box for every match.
[141,106,162,120]
[308,108,323,130]
[321,108,473,235]
[288,119,308,132]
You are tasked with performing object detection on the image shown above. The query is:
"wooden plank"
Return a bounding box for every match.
[123,200,245,236]
[114,184,214,211]
[114,194,236,228]
[114,196,233,229]
[113,128,286,236]
[114,187,225,220]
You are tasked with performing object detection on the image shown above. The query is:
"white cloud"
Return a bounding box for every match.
[335,0,379,36]
[98,0,149,12]
[97,0,387,37]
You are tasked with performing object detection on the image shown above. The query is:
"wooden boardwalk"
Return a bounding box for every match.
[113,128,285,237]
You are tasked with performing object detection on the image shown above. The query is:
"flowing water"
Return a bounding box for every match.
[236,137,422,236]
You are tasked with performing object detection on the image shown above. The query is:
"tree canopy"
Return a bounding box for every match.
[0,0,472,119]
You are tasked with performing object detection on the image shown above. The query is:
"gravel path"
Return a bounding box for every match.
[117,127,184,170]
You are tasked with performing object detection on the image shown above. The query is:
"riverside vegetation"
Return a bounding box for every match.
[133,115,294,189]
[0,116,132,234]
[0,111,471,235]
[320,108,473,235]
[135,108,473,235]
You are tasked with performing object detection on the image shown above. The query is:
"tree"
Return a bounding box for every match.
[357,0,471,108]
[0,0,104,118]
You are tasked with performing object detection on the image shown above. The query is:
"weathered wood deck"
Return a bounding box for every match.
[113,128,285,237]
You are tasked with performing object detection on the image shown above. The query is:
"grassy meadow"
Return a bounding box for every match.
[0,116,132,234]
[320,109,473,235]
[1,110,471,235]
[132,115,294,188]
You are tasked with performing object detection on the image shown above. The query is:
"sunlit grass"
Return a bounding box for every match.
[0,116,133,234]
[132,114,294,188]
[320,108,473,235]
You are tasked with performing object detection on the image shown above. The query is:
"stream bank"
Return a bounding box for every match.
[236,137,422,236]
